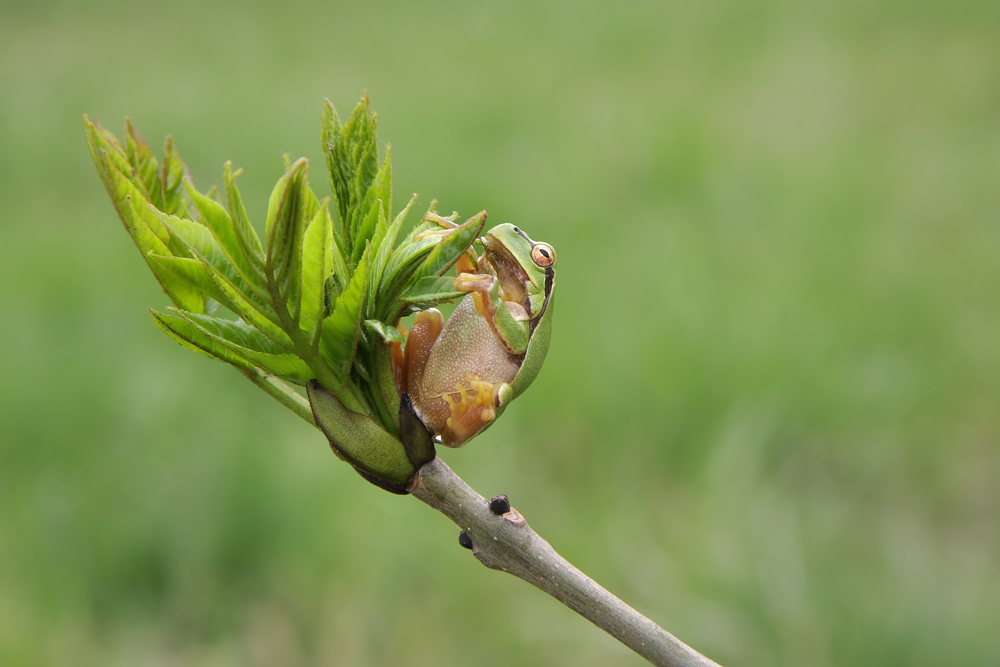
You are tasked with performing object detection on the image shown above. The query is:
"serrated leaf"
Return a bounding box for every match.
[380,235,438,289]
[369,192,416,315]
[224,161,265,262]
[176,311,314,384]
[185,179,265,293]
[380,206,456,288]
[265,158,309,311]
[328,211,350,293]
[300,203,333,342]
[147,254,229,308]
[302,180,321,225]
[95,159,204,313]
[85,117,148,229]
[178,311,287,354]
[160,135,188,216]
[319,243,370,381]
[401,276,465,305]
[123,197,171,257]
[123,198,205,314]
[101,156,171,247]
[350,150,391,264]
[197,256,295,352]
[323,95,379,257]
[124,119,164,210]
[411,210,487,283]
[364,319,405,343]
[351,193,382,266]
[152,206,266,310]
[151,310,255,372]
[376,211,486,322]
[321,99,347,244]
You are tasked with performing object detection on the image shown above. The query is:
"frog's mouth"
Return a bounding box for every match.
[481,234,532,315]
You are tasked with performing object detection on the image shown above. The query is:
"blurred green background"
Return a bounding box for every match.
[2,0,999,665]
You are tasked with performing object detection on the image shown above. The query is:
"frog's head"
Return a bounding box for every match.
[481,223,556,319]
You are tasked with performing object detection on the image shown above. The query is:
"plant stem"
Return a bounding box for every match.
[409,457,722,667]
[241,368,315,425]
[277,395,719,666]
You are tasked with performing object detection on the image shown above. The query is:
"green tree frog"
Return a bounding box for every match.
[394,222,557,447]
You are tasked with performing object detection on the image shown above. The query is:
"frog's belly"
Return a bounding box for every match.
[417,296,521,436]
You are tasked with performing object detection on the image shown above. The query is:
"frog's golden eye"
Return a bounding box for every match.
[531,243,555,267]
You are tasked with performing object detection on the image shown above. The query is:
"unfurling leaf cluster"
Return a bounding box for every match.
[84,95,486,464]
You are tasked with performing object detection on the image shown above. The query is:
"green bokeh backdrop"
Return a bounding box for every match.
[2,1,999,665]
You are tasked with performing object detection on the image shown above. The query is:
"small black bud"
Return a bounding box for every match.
[490,494,510,515]
[458,530,473,550]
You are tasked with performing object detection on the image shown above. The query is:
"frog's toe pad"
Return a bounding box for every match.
[496,383,514,407]
[440,375,504,446]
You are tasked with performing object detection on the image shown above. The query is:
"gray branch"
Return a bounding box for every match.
[409,457,722,667]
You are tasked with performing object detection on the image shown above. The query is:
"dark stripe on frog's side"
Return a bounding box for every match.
[529,266,555,336]
[508,225,555,332]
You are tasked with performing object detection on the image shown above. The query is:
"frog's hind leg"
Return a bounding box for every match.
[438,375,509,447]
[401,308,443,403]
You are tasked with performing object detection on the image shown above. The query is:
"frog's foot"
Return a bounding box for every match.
[438,374,506,447]
[414,211,462,240]
[451,273,497,320]
[453,272,495,293]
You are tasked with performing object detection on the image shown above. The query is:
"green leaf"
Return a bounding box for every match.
[196,255,296,351]
[151,206,267,311]
[411,210,487,283]
[122,197,171,257]
[224,161,265,263]
[123,199,206,314]
[84,117,148,229]
[300,203,334,342]
[401,276,465,305]
[380,206,458,291]
[302,180,322,226]
[95,154,205,313]
[147,254,229,308]
[352,193,382,266]
[369,192,416,315]
[100,154,169,246]
[178,311,288,354]
[154,309,314,420]
[364,319,405,343]
[321,99,347,245]
[322,95,379,256]
[151,310,255,372]
[160,135,188,216]
[176,311,315,385]
[264,158,309,311]
[328,209,350,293]
[124,119,164,210]
[377,211,486,321]
[185,178,265,292]
[350,149,392,264]
[319,242,370,381]
[380,235,437,288]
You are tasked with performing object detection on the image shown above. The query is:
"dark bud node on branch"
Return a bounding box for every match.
[489,494,511,515]
[458,530,474,550]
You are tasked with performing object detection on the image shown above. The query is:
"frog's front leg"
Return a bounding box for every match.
[452,272,530,355]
